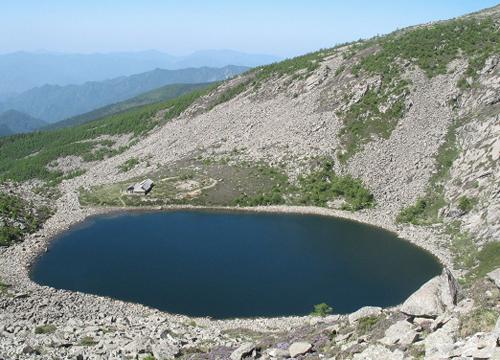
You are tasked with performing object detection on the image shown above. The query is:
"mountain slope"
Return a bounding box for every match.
[47,82,212,130]
[0,5,499,360]
[0,65,247,123]
[0,110,46,136]
[0,50,279,96]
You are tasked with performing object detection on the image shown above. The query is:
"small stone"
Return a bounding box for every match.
[288,342,313,358]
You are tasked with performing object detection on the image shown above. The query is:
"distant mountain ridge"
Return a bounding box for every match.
[0,50,280,96]
[0,110,46,136]
[0,65,248,123]
[47,82,212,130]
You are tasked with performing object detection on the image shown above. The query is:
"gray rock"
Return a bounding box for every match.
[348,306,382,324]
[230,342,256,360]
[400,268,458,318]
[424,317,459,360]
[352,344,404,360]
[487,268,500,288]
[452,332,498,359]
[379,320,418,346]
[288,342,312,358]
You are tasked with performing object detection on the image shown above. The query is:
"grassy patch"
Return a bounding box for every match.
[0,278,9,293]
[469,241,500,280]
[459,307,499,337]
[79,336,98,346]
[233,165,289,206]
[448,220,500,282]
[35,324,57,334]
[457,195,476,213]
[118,158,140,173]
[357,316,380,335]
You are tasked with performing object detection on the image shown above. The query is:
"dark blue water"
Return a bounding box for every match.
[31,210,441,319]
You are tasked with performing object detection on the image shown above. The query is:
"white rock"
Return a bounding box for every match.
[348,307,382,324]
[230,342,256,360]
[379,320,418,346]
[288,342,312,358]
[487,268,500,288]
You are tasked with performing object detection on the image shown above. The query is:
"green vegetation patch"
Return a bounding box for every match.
[118,158,140,173]
[397,115,467,225]
[457,195,477,213]
[0,191,53,246]
[459,306,499,337]
[447,219,500,282]
[80,158,373,212]
[35,324,57,335]
[338,16,499,161]
[0,278,9,293]
[79,336,98,346]
[357,316,381,335]
[311,303,334,317]
[0,86,213,183]
[297,161,374,210]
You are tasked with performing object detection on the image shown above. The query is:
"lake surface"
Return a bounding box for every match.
[31,210,441,319]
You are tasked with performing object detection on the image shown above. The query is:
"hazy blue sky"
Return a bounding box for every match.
[1,1,498,57]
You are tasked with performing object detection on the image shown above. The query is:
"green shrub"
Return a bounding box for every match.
[118,158,140,173]
[311,303,333,317]
[0,192,53,246]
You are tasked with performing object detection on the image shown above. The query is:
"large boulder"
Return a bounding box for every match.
[400,268,459,318]
[487,268,500,288]
[348,306,382,324]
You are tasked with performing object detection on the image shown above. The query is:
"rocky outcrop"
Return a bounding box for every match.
[400,268,459,318]
[348,306,382,324]
[488,268,500,288]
